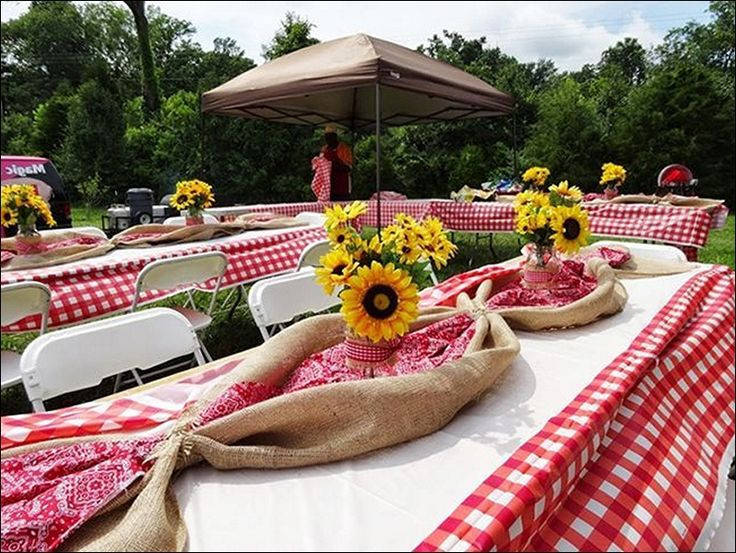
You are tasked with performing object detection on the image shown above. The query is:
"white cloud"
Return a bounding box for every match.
[1,1,708,71]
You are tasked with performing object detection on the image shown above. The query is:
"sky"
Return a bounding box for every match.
[0,1,713,70]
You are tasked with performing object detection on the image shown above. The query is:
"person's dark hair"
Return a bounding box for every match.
[325,132,338,148]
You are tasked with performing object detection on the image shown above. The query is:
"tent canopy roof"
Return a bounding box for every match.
[202,33,513,129]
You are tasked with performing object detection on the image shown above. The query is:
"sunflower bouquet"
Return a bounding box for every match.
[315,201,456,348]
[169,179,215,222]
[521,166,551,189]
[600,163,626,199]
[514,180,590,288]
[1,184,56,234]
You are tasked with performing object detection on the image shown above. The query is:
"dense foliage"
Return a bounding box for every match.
[1,1,733,207]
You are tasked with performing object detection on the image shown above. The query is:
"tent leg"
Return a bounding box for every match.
[512,108,518,179]
[375,82,382,232]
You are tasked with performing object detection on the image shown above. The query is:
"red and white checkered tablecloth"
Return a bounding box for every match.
[1,227,326,332]
[211,200,723,250]
[584,203,714,248]
[711,204,730,229]
[428,200,516,232]
[416,265,735,552]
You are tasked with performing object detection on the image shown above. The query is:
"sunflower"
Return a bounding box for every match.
[315,249,358,295]
[380,224,402,243]
[600,163,626,187]
[551,205,590,255]
[341,261,419,342]
[395,231,421,264]
[324,201,366,230]
[424,235,456,268]
[170,191,192,210]
[361,234,382,255]
[343,201,367,220]
[549,180,583,204]
[522,166,550,187]
[421,216,444,237]
[1,206,17,227]
[514,190,549,210]
[327,224,357,249]
[395,213,417,229]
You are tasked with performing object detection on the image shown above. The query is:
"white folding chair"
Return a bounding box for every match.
[294,211,327,227]
[19,308,206,412]
[163,214,219,225]
[248,267,341,341]
[39,226,107,239]
[1,282,51,390]
[296,240,331,270]
[131,252,228,362]
[424,261,440,286]
[593,240,688,262]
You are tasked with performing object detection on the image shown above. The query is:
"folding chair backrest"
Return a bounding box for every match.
[136,252,228,292]
[1,282,51,334]
[248,268,340,341]
[20,308,203,411]
[39,226,107,239]
[594,240,687,263]
[296,240,331,270]
[163,215,219,225]
[294,211,327,227]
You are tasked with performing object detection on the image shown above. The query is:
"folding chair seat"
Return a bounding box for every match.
[1,282,51,390]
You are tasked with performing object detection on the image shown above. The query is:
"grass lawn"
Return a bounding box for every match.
[1,209,733,416]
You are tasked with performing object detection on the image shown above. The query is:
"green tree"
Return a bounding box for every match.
[262,12,319,60]
[30,83,74,157]
[124,0,160,114]
[523,77,604,189]
[611,60,734,202]
[599,37,648,86]
[1,1,87,114]
[60,73,127,199]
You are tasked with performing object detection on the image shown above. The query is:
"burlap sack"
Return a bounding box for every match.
[606,193,726,213]
[0,230,114,270]
[613,253,698,279]
[474,257,629,331]
[111,218,305,247]
[4,301,519,552]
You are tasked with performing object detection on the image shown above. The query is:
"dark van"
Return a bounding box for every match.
[1,156,73,235]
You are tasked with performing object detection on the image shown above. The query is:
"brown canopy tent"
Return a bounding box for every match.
[202,33,515,226]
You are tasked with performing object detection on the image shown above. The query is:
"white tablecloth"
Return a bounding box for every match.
[172,267,733,551]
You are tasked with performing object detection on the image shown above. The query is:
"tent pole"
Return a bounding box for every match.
[199,92,206,177]
[512,107,518,179]
[375,82,382,233]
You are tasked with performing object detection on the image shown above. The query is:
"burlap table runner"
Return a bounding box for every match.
[110,218,305,247]
[462,257,629,331]
[0,230,114,271]
[603,193,725,213]
[3,299,520,552]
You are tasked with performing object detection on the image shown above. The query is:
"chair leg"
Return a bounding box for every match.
[198,337,213,362]
[193,347,207,366]
[113,373,123,393]
[131,369,144,386]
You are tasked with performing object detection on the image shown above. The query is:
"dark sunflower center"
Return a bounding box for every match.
[332,264,346,275]
[336,234,345,243]
[562,218,581,240]
[402,246,411,254]
[177,194,188,203]
[362,284,399,319]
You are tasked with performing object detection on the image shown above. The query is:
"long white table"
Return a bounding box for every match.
[169,266,734,552]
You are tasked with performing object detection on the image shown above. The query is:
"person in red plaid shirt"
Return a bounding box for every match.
[320,124,353,201]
